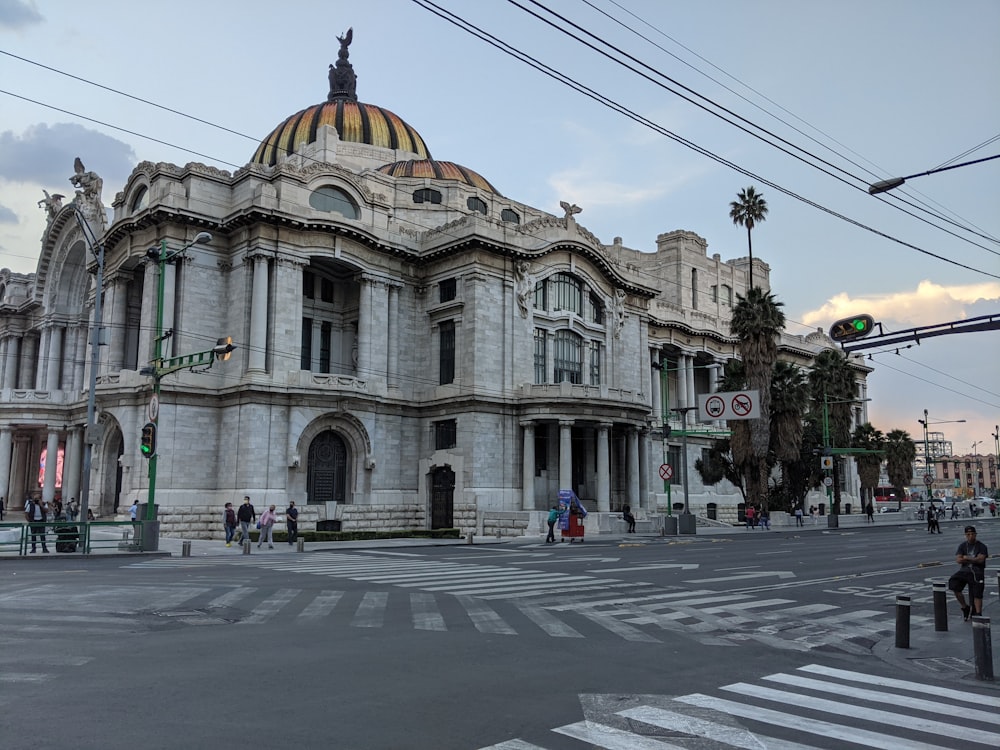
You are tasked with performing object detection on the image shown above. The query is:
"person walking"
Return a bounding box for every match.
[865,501,875,523]
[0,496,5,521]
[745,505,755,530]
[286,501,299,546]
[794,504,804,527]
[129,500,141,544]
[546,503,564,543]
[810,505,818,524]
[948,525,988,620]
[257,504,277,549]
[927,503,941,534]
[24,496,49,553]
[223,502,237,547]
[66,497,79,523]
[758,507,770,530]
[236,496,256,544]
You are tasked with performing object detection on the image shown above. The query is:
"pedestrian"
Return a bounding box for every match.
[52,497,63,520]
[622,504,636,533]
[865,501,875,523]
[794,504,804,527]
[990,501,997,518]
[257,504,277,549]
[129,499,141,544]
[87,508,96,521]
[546,503,563,543]
[66,497,79,522]
[810,505,818,524]
[927,503,941,534]
[758,507,770,530]
[0,495,5,521]
[948,525,988,621]
[223,502,237,547]
[24,495,49,553]
[950,503,959,520]
[236,496,256,544]
[745,505,755,530]
[286,500,299,545]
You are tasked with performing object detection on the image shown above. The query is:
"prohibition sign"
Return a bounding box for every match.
[731,393,753,417]
[704,395,725,418]
[659,464,673,481]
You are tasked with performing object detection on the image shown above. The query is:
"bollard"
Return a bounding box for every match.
[242,539,251,555]
[466,532,474,545]
[932,582,948,632]
[181,540,191,557]
[895,595,911,649]
[296,537,305,553]
[971,616,994,681]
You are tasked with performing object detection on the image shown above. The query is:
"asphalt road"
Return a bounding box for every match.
[2,521,998,749]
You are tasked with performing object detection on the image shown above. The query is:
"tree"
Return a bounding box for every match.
[694,438,746,503]
[885,429,917,507]
[729,186,768,289]
[729,288,786,509]
[852,423,886,504]
[769,361,809,508]
[808,348,855,513]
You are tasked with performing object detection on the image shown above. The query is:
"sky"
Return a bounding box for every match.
[0,0,998,458]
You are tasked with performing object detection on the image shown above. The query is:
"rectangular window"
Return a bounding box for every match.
[439,320,455,385]
[321,278,334,303]
[666,445,681,486]
[553,274,582,314]
[303,271,315,300]
[534,423,549,476]
[723,285,733,306]
[301,317,313,370]
[319,321,331,373]
[534,328,547,384]
[942,463,949,479]
[710,285,718,303]
[589,342,601,385]
[434,419,457,450]
[553,331,582,384]
[533,280,547,312]
[439,278,457,303]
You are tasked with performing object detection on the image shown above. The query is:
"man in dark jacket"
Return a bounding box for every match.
[235,496,256,544]
[25,496,49,553]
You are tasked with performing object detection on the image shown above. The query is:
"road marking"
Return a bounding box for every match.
[410,593,447,631]
[555,720,681,749]
[799,664,1000,707]
[241,588,300,624]
[689,570,795,583]
[457,595,517,635]
[618,706,817,750]
[588,563,698,573]
[350,591,388,628]
[516,604,584,638]
[297,590,344,619]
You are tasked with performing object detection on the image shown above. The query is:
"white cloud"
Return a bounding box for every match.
[0,0,43,29]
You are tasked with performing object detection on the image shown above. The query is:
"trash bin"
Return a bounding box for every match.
[844,503,852,515]
[707,503,718,520]
[55,523,78,553]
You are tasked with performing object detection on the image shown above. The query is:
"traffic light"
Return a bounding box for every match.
[140,422,157,457]
[829,314,876,342]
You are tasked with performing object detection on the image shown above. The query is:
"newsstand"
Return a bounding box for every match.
[558,489,587,543]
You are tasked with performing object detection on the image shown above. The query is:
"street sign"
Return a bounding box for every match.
[659,464,673,481]
[923,474,934,486]
[823,477,833,487]
[821,456,834,470]
[148,394,159,422]
[697,390,760,421]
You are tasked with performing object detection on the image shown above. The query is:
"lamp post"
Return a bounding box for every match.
[972,441,982,498]
[916,411,965,500]
[69,203,105,548]
[868,153,1000,194]
[141,233,213,543]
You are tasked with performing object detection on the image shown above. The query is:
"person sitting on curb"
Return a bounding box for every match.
[948,525,988,621]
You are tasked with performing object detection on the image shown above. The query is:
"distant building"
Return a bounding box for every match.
[0,35,871,535]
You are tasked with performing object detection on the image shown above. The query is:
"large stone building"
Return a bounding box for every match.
[0,34,870,537]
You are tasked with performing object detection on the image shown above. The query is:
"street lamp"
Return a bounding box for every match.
[867,153,1000,194]
[972,441,983,498]
[916,410,965,500]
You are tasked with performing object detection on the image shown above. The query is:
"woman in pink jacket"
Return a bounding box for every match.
[257,505,277,549]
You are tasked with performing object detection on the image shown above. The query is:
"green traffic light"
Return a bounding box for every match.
[853,319,866,331]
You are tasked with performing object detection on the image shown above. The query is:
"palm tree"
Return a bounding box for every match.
[808,349,855,513]
[770,360,809,506]
[729,186,768,289]
[885,429,917,507]
[730,288,786,509]
[852,423,886,504]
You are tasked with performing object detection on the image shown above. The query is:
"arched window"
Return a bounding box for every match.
[466,196,488,215]
[310,186,359,219]
[552,273,582,315]
[501,208,520,224]
[130,187,148,213]
[413,188,442,204]
[552,330,582,384]
[585,292,604,324]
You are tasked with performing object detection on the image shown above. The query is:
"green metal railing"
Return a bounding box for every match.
[0,521,145,556]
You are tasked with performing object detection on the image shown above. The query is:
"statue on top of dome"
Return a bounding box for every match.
[328,27,358,102]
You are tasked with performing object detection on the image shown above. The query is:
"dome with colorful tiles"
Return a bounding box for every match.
[377,159,500,194]
[252,29,431,167]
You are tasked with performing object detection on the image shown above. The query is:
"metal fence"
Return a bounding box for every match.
[0,521,144,556]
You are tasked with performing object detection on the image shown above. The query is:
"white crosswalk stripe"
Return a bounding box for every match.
[478,664,998,749]
[126,554,908,651]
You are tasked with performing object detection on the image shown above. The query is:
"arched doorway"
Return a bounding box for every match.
[307,430,348,504]
[430,466,455,529]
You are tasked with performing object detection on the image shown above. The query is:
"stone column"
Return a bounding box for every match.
[650,350,662,423]
[709,362,721,427]
[387,283,400,388]
[627,427,640,511]
[137,260,158,370]
[248,253,270,372]
[0,427,12,504]
[35,327,50,390]
[9,436,30,504]
[107,277,127,372]
[21,333,38,392]
[63,428,83,506]
[1,335,19,389]
[559,420,573,492]
[356,275,374,379]
[42,429,60,503]
[521,421,535,510]
[597,422,611,512]
[161,264,177,360]
[686,357,697,416]
[638,429,649,512]
[71,325,87,393]
[677,354,690,410]
[45,325,63,391]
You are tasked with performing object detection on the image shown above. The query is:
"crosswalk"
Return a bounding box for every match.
[478,663,1000,749]
[118,552,925,653]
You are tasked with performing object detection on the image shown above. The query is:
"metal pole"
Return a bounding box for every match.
[971,616,994,681]
[146,239,166,524]
[895,595,911,649]
[932,581,948,632]
[677,407,696,535]
[72,206,104,551]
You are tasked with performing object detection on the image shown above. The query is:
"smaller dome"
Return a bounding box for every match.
[378,159,500,195]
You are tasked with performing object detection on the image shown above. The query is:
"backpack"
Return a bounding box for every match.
[24,501,34,522]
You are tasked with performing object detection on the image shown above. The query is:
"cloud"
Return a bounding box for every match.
[0,203,17,223]
[0,122,136,187]
[799,280,1000,328]
[0,0,42,29]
